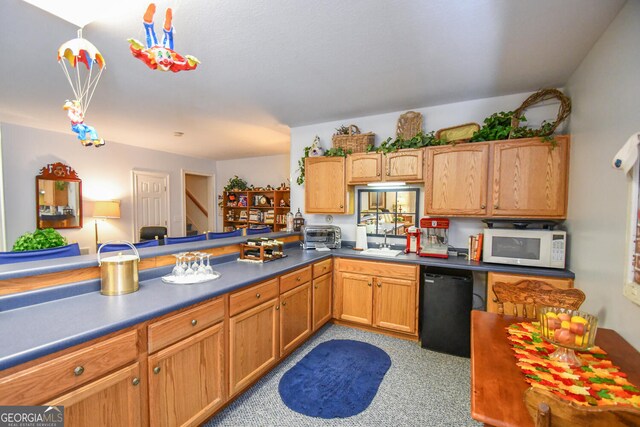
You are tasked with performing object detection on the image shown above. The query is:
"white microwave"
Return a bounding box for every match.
[482,228,566,269]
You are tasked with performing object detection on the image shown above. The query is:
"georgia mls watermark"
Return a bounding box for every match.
[0,406,63,427]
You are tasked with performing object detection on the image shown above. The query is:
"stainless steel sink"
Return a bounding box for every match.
[360,248,403,257]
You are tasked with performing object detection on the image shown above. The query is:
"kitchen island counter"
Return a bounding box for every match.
[0,240,574,372]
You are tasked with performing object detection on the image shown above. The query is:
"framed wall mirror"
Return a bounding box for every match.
[36,162,82,229]
[357,188,419,237]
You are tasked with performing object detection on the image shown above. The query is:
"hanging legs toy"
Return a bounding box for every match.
[128,3,200,72]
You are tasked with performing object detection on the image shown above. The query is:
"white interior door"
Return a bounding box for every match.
[133,171,169,239]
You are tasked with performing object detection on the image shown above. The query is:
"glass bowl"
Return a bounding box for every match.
[538,306,598,367]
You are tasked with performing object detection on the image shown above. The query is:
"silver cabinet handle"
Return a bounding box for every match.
[132,377,140,386]
[256,293,261,299]
[153,366,161,375]
[191,319,198,326]
[73,366,84,376]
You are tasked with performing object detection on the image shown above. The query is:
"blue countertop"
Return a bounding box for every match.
[0,235,575,371]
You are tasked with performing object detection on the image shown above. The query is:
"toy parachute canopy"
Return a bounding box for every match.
[57,30,106,116]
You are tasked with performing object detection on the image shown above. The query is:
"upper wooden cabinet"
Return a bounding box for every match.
[346,153,382,184]
[385,149,424,181]
[425,143,490,216]
[423,136,570,219]
[346,149,424,184]
[490,136,569,218]
[305,157,349,213]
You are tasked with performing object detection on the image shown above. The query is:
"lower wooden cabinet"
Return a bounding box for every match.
[48,363,142,427]
[373,276,417,334]
[148,323,225,427]
[280,282,312,356]
[312,271,332,331]
[486,272,575,315]
[335,259,418,336]
[228,297,279,397]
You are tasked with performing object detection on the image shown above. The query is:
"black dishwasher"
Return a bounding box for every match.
[420,267,473,357]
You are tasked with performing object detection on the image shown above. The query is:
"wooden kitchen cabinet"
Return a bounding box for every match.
[228,280,279,397]
[148,324,225,427]
[337,271,374,325]
[346,149,424,185]
[48,363,142,427]
[335,258,419,336]
[305,157,350,214]
[373,276,417,334]
[346,152,382,184]
[312,259,333,331]
[490,136,569,218]
[147,297,225,427]
[385,149,424,182]
[424,143,489,216]
[280,282,312,356]
[486,272,575,315]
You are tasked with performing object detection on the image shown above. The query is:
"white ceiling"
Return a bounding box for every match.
[0,0,626,160]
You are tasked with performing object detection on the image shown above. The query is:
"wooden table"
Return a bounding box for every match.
[470,310,640,427]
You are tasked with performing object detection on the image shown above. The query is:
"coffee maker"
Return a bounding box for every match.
[418,217,449,258]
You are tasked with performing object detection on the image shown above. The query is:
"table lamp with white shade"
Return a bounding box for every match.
[94,200,120,247]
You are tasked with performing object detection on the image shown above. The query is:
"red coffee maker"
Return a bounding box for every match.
[418,217,449,258]
[405,226,421,254]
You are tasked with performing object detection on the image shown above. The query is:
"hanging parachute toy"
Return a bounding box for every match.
[127,3,200,72]
[58,30,106,147]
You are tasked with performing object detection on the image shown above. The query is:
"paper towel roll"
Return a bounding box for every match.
[355,224,368,250]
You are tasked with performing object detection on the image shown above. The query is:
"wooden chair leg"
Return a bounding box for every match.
[537,402,550,427]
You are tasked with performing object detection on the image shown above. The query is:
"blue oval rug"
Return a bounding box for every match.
[278,339,391,418]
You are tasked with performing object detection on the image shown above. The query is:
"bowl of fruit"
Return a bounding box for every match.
[539,306,598,367]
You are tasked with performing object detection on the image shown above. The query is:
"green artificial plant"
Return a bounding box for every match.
[373,130,447,153]
[12,228,67,252]
[224,175,248,191]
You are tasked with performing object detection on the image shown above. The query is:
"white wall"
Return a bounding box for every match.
[1,123,216,252]
[289,91,563,246]
[215,154,290,230]
[565,0,640,349]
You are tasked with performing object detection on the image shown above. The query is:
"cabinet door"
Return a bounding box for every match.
[490,136,569,218]
[148,323,225,427]
[229,298,279,397]
[336,272,373,325]
[305,157,348,213]
[373,277,417,334]
[312,273,332,331]
[346,153,382,184]
[425,143,489,216]
[47,363,142,427]
[486,272,574,315]
[385,149,424,182]
[280,282,312,356]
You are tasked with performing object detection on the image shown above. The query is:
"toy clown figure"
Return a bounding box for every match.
[128,3,200,72]
[63,100,105,147]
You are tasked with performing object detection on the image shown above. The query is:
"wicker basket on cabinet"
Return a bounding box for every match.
[332,125,375,153]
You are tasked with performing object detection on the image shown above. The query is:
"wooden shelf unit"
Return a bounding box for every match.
[223,189,290,232]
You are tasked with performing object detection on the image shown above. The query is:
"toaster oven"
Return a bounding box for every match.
[301,225,341,249]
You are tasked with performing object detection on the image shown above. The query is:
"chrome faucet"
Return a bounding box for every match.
[380,229,390,249]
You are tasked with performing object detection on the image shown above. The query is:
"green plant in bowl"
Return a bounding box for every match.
[12,228,68,252]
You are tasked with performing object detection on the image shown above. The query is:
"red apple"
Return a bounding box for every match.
[554,329,576,345]
[570,322,586,335]
[546,318,561,330]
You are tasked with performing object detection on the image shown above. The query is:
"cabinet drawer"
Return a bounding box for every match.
[0,330,137,406]
[148,297,224,353]
[313,259,333,279]
[336,258,417,280]
[280,266,312,294]
[230,278,279,317]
